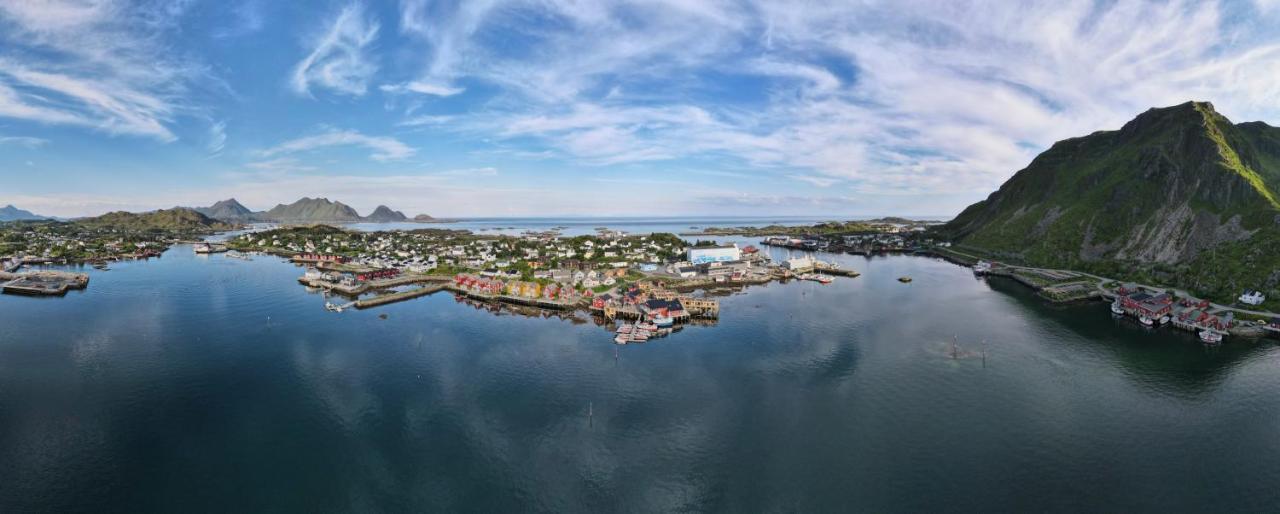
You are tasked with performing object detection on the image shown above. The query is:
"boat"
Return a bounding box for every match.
[1139,316,1154,327]
[1199,330,1223,344]
[92,262,109,271]
[973,261,992,274]
[1159,316,1171,325]
[1110,302,1124,315]
[651,315,674,328]
[614,334,629,345]
[898,276,913,283]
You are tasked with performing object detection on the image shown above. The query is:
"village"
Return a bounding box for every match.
[0,221,179,296]
[228,225,864,344]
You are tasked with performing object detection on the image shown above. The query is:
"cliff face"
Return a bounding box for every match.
[946,102,1280,264]
[943,101,1280,303]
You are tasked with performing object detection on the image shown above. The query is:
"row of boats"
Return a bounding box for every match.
[1110,300,1223,344]
[797,273,834,284]
[613,316,676,344]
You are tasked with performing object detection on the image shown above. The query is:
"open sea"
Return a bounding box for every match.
[3,219,1279,512]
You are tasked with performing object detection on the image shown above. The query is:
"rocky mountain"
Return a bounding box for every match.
[942,101,1280,304]
[0,205,48,222]
[195,198,260,221]
[76,208,234,232]
[264,197,362,223]
[364,205,408,222]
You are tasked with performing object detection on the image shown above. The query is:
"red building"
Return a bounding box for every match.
[1121,291,1173,319]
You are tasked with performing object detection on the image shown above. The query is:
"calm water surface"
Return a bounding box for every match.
[3,244,1280,512]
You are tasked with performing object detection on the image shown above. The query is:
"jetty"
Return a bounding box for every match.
[355,283,448,309]
[1,270,90,296]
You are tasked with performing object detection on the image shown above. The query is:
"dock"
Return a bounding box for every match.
[355,283,447,309]
[1,271,90,296]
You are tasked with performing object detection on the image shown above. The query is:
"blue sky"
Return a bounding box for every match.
[3,0,1280,218]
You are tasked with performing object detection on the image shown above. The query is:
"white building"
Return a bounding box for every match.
[783,256,815,272]
[687,244,741,265]
[1240,290,1266,306]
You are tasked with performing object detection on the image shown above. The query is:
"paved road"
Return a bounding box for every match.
[945,248,1279,320]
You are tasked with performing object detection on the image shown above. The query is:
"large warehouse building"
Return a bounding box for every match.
[687,244,742,265]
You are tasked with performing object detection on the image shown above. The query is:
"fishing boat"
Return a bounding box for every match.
[1199,330,1223,345]
[1139,316,1154,327]
[972,261,992,275]
[898,276,913,283]
[1110,301,1124,315]
[651,316,674,328]
[1159,315,1171,325]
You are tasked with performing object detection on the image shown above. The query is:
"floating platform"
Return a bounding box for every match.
[1,271,90,296]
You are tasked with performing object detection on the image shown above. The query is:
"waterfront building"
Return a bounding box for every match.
[1120,291,1173,320]
[687,244,741,265]
[783,256,816,272]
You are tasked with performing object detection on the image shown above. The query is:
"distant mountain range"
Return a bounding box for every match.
[940,101,1280,304]
[191,197,431,223]
[0,204,51,222]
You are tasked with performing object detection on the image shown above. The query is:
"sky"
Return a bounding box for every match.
[3,0,1280,219]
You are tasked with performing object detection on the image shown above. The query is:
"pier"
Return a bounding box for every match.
[1,271,90,296]
[355,283,447,309]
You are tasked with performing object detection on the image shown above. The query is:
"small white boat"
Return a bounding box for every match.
[651,316,674,328]
[614,334,629,345]
[1159,316,1170,325]
[1139,316,1154,327]
[1199,330,1223,344]
[973,261,992,274]
[1110,302,1124,315]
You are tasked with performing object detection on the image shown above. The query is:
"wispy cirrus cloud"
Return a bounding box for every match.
[0,0,208,141]
[0,135,50,149]
[291,2,380,97]
[206,121,227,155]
[380,81,465,97]
[258,129,415,162]
[391,0,1280,206]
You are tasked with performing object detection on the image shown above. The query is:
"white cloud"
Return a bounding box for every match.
[0,0,206,141]
[258,129,415,162]
[291,3,380,97]
[207,121,227,154]
[0,135,50,149]
[380,81,465,97]
[397,0,1280,210]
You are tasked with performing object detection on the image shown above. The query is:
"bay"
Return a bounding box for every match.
[2,227,1279,512]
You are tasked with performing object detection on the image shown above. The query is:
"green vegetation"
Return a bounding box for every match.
[939,101,1280,307]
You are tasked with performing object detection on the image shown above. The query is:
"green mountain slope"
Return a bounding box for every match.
[264,197,362,222]
[77,208,235,232]
[942,101,1280,304]
[195,198,261,221]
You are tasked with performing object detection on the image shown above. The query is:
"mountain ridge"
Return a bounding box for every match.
[0,204,49,222]
[189,198,431,223]
[942,100,1280,304]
